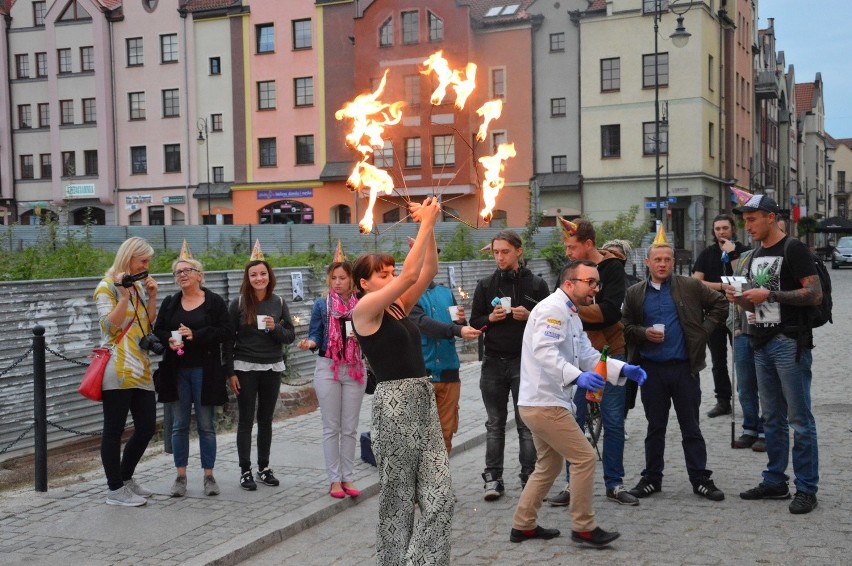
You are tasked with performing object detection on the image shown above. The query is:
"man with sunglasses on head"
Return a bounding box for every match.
[548,218,637,508]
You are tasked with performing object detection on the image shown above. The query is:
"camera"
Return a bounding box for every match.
[139,333,166,355]
[121,270,149,288]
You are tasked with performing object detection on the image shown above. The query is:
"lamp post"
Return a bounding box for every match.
[653,0,692,230]
[197,118,211,225]
[797,183,825,218]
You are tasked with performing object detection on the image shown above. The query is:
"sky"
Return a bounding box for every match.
[758,0,852,139]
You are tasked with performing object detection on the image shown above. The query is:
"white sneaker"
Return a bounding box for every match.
[106,485,147,507]
[124,478,153,497]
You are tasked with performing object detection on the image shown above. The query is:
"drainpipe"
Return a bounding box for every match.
[179,4,192,226]
[106,9,120,225]
[4,13,18,221]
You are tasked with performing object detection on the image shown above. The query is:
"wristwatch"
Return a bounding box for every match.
[767,290,777,303]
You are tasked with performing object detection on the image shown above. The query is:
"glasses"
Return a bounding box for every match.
[571,278,601,289]
[173,268,199,277]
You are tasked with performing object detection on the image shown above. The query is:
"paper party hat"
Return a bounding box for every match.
[730,186,754,207]
[558,217,578,238]
[333,240,347,262]
[652,223,669,245]
[179,239,193,260]
[250,239,264,261]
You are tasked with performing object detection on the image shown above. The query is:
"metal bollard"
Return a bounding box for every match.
[33,325,47,492]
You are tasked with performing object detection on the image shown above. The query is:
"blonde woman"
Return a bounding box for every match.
[93,237,159,507]
[153,258,231,497]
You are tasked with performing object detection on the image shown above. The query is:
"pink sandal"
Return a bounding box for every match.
[329,484,346,499]
[342,484,361,497]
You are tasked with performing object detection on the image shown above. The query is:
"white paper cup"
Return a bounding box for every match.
[257,315,267,330]
[345,321,354,337]
[171,330,183,345]
[733,281,743,296]
[653,323,665,337]
[448,305,461,321]
[500,297,512,310]
[746,312,756,325]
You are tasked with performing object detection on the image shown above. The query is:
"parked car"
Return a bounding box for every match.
[832,236,852,269]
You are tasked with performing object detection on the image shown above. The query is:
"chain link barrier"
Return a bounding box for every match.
[0,422,35,456]
[0,345,35,379]
[44,345,90,367]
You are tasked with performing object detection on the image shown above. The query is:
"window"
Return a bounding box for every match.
[258,81,276,110]
[84,150,98,176]
[550,98,566,117]
[36,53,47,77]
[211,113,223,131]
[379,17,393,47]
[383,207,401,224]
[294,77,313,107]
[428,12,443,42]
[209,57,221,75]
[601,124,620,158]
[127,38,143,66]
[404,75,421,109]
[33,1,47,26]
[552,155,568,173]
[643,122,668,155]
[709,122,715,157]
[643,53,668,88]
[160,34,178,63]
[131,146,147,174]
[162,89,179,117]
[601,57,620,91]
[491,131,507,152]
[58,49,72,74]
[405,137,421,167]
[129,92,145,120]
[80,46,94,71]
[708,54,714,91]
[38,103,49,127]
[40,154,51,178]
[82,98,96,123]
[295,135,315,165]
[432,135,455,166]
[257,24,275,53]
[20,155,34,179]
[293,19,312,49]
[164,144,181,172]
[259,138,277,166]
[58,1,91,21]
[145,206,164,226]
[374,141,393,168]
[60,100,74,124]
[212,166,224,183]
[129,210,142,226]
[62,151,76,176]
[643,0,669,12]
[402,11,419,44]
[550,33,565,52]
[491,68,506,99]
[15,55,29,79]
[17,105,32,129]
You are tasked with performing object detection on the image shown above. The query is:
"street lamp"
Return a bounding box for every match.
[197,118,211,225]
[653,0,692,229]
[797,184,825,218]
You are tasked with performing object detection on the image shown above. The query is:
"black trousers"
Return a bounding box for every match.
[101,388,156,491]
[707,325,732,402]
[235,370,281,472]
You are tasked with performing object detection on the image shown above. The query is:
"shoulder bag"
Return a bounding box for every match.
[79,319,134,402]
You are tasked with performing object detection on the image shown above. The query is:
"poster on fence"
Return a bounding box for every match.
[291,272,304,302]
[448,266,457,289]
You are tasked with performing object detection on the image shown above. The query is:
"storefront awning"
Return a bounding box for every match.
[193,183,232,199]
[320,161,358,181]
[535,172,581,193]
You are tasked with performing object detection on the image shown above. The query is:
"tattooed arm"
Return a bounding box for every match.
[775,275,823,306]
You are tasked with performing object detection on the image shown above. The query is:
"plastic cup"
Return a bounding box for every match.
[500,297,512,310]
[652,323,665,338]
[732,281,743,296]
[171,330,183,345]
[257,315,267,330]
[345,321,354,337]
[746,312,756,325]
[448,305,461,321]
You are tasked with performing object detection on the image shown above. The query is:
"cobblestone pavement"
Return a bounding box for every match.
[0,270,850,565]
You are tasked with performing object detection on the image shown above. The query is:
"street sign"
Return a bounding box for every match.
[645,202,669,209]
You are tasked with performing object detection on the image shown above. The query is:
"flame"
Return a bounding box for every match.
[421,51,477,110]
[345,161,395,234]
[475,99,503,142]
[457,286,470,300]
[478,143,517,222]
[292,315,302,325]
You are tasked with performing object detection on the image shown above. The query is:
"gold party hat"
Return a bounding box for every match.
[179,239,193,260]
[333,240,347,262]
[250,239,265,261]
[652,223,669,245]
[558,217,578,238]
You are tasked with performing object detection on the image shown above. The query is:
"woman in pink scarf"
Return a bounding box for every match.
[298,261,366,498]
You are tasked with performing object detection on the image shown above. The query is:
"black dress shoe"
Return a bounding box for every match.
[707,400,732,418]
[571,527,621,547]
[510,525,561,543]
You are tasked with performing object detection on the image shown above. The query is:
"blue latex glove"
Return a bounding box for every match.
[576,371,605,391]
[621,364,647,386]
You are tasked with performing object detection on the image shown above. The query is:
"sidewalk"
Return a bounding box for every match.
[0,362,494,566]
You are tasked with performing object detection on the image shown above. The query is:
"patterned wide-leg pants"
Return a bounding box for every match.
[372,377,454,566]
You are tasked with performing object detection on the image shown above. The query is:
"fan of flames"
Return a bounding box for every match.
[335,50,515,233]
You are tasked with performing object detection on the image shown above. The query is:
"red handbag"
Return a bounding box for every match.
[78,321,134,402]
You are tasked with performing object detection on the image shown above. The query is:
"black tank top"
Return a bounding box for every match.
[356,306,427,384]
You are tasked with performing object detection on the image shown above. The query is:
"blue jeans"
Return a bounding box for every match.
[171,367,217,470]
[735,334,763,437]
[753,334,819,495]
[480,356,536,482]
[569,355,627,490]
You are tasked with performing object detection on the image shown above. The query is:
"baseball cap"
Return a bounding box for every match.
[733,194,781,215]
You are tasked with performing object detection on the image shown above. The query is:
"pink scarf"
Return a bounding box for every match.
[326,291,364,383]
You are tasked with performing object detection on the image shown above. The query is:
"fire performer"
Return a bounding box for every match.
[352,197,454,565]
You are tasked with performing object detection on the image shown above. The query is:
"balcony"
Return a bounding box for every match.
[754,70,780,100]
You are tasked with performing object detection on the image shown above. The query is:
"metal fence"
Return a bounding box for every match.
[0,258,555,462]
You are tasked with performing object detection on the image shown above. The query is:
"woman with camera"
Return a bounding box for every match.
[297,259,366,499]
[154,257,231,497]
[225,256,295,491]
[93,237,159,507]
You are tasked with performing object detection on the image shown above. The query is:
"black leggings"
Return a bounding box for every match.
[101,388,156,491]
[235,370,281,472]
